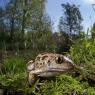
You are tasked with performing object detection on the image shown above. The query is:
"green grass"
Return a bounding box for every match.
[0,57,28,93]
[2,57,26,74]
[70,39,95,65]
[39,75,95,95]
[1,40,95,95]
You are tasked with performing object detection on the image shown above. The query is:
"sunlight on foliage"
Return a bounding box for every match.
[70,39,95,65]
[39,75,95,95]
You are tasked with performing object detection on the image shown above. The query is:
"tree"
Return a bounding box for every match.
[59,3,83,37]
[4,0,19,50]
[0,7,8,63]
[0,0,56,54]
[91,23,95,39]
[26,14,56,53]
[13,0,47,49]
[53,32,71,54]
[30,0,47,32]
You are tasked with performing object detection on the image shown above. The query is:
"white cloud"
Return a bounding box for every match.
[82,0,95,4]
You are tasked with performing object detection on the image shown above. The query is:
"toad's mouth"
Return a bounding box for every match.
[47,67,73,72]
[36,67,74,77]
[32,67,74,75]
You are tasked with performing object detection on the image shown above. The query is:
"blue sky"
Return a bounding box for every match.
[46,0,95,32]
[0,0,8,7]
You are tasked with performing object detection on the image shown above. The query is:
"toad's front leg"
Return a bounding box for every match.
[28,69,44,86]
[28,71,37,86]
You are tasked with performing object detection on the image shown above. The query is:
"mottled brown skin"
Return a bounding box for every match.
[27,53,75,85]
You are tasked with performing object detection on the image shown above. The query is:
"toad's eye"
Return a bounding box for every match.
[56,57,63,64]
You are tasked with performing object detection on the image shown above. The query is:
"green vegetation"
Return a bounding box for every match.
[1,38,95,95]
[0,0,95,95]
[0,57,95,95]
[39,75,95,95]
[0,57,27,93]
[70,39,95,64]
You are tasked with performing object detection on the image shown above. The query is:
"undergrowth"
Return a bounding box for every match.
[0,39,95,95]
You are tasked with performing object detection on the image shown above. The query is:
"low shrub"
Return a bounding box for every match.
[70,39,95,65]
[39,75,95,95]
[0,57,28,94]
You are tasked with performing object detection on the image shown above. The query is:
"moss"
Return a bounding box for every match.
[0,48,95,95]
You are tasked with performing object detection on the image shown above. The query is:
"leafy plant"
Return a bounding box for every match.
[69,38,95,87]
[0,57,28,93]
[2,57,26,74]
[70,39,95,65]
[39,75,95,95]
